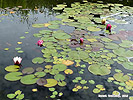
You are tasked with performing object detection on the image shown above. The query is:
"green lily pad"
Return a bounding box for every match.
[15,47,21,50]
[96,84,104,89]
[115,69,122,73]
[58,81,67,86]
[5,72,22,81]
[34,72,46,77]
[87,26,101,32]
[113,73,130,82]
[80,80,87,84]
[36,67,44,72]
[18,50,24,53]
[15,90,22,95]
[5,65,20,72]
[123,89,130,93]
[52,32,71,40]
[32,24,44,28]
[53,64,67,71]
[20,36,25,39]
[122,62,133,70]
[20,74,39,85]
[36,78,47,86]
[22,67,35,74]
[7,94,16,99]
[105,43,119,49]
[49,88,55,91]
[50,95,56,98]
[119,40,133,48]
[48,24,59,29]
[32,57,45,64]
[54,74,65,81]
[16,94,24,100]
[88,64,111,75]
[93,88,101,93]
[89,80,95,84]
[53,91,58,95]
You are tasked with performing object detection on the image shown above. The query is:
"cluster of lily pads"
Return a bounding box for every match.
[107,69,133,94]
[4,1,133,99]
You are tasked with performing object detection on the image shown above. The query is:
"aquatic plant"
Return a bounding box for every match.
[106,24,112,32]
[36,40,43,47]
[13,56,22,65]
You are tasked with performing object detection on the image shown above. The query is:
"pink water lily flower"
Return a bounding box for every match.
[13,56,22,65]
[36,40,43,47]
[106,24,112,32]
[80,38,84,43]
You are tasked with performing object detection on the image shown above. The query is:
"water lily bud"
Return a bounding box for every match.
[106,24,112,32]
[36,40,43,47]
[13,56,22,65]
[102,18,106,24]
[80,38,84,43]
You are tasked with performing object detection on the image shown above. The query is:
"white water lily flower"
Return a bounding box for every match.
[13,56,22,65]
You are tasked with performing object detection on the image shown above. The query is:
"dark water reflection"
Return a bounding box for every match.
[0,0,133,100]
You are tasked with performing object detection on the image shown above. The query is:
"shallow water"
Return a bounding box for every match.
[0,0,133,100]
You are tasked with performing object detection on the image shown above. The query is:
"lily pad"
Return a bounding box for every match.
[48,24,59,29]
[53,64,67,71]
[113,73,130,82]
[44,79,58,87]
[22,67,35,74]
[58,81,67,86]
[5,65,20,72]
[87,27,101,32]
[119,40,133,48]
[5,72,22,81]
[80,80,87,84]
[52,32,71,40]
[7,94,16,99]
[34,72,46,77]
[16,94,24,100]
[89,80,95,84]
[88,64,111,75]
[64,69,73,74]
[54,74,65,81]
[105,43,119,49]
[93,88,101,93]
[32,57,45,64]
[36,67,44,72]
[20,74,39,85]
[37,78,47,86]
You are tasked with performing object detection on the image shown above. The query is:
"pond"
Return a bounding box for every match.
[0,0,133,100]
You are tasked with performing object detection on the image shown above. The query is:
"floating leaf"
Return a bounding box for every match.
[36,67,44,72]
[113,73,130,82]
[52,32,71,40]
[5,72,22,81]
[105,43,119,49]
[37,78,47,86]
[20,74,39,85]
[4,48,9,51]
[18,50,24,53]
[58,81,67,86]
[64,69,73,74]
[80,80,87,84]
[32,57,45,64]
[5,65,20,72]
[62,60,74,66]
[96,84,104,89]
[88,64,111,75]
[89,80,95,84]
[112,91,120,96]
[22,67,34,74]
[119,40,133,48]
[54,74,65,81]
[87,27,101,32]
[44,79,58,87]
[34,72,46,77]
[20,36,25,39]
[16,94,24,100]
[72,88,78,92]
[7,94,16,99]
[15,90,22,95]
[87,39,97,42]
[49,88,55,91]
[123,89,130,93]
[15,47,21,50]
[32,24,44,28]
[32,88,38,92]
[17,42,22,44]
[48,24,59,29]
[45,65,52,69]
[93,88,100,93]
[50,95,56,98]
[53,64,67,71]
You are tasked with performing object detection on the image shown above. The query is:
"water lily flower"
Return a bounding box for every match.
[80,38,84,43]
[102,18,106,25]
[36,40,43,47]
[13,56,22,65]
[106,24,112,32]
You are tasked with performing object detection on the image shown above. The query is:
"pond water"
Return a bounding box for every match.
[0,0,133,100]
